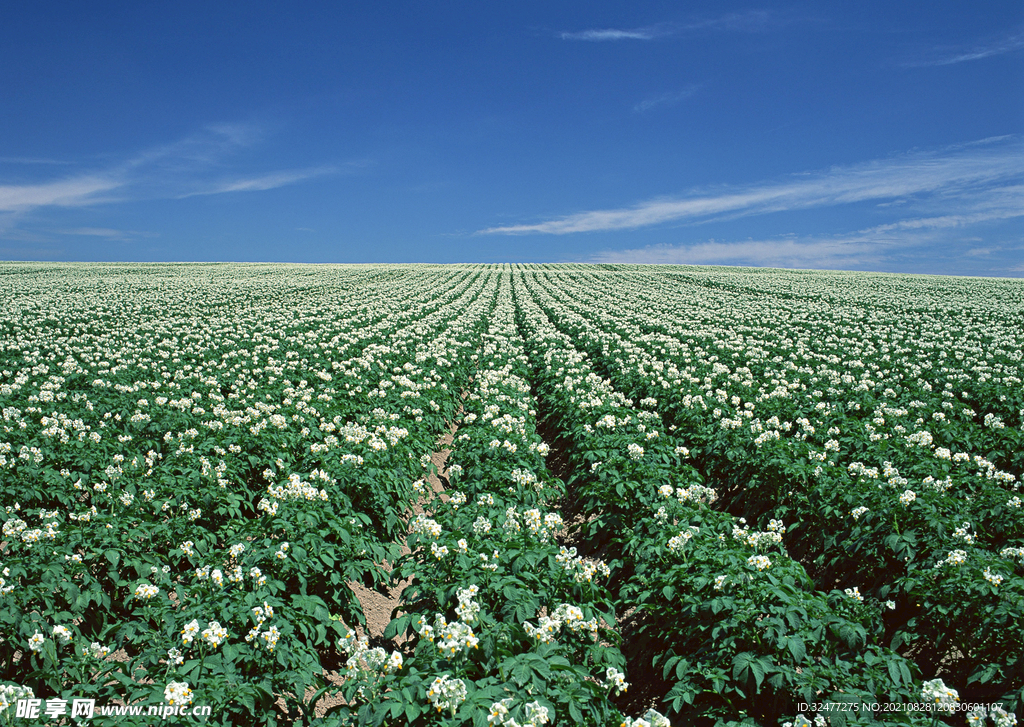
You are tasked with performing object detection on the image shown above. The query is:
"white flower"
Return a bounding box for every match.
[426,674,467,715]
[410,513,442,539]
[201,621,228,648]
[983,567,1004,587]
[603,666,628,695]
[134,582,160,600]
[181,619,200,645]
[747,555,771,571]
[920,678,959,709]
[623,710,671,727]
[473,516,492,534]
[164,681,193,706]
[85,642,111,659]
[261,625,281,651]
[52,625,73,644]
[28,631,45,652]
[990,707,1018,727]
[935,550,968,568]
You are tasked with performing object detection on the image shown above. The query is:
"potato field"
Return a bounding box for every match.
[0,262,1021,727]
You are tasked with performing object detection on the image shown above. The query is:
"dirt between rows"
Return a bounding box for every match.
[346,434,454,643]
[310,430,455,715]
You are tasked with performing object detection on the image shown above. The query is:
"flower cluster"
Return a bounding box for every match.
[84,642,111,659]
[409,513,442,539]
[488,699,550,726]
[201,621,228,648]
[426,674,467,715]
[967,706,1018,727]
[747,555,772,571]
[667,526,700,553]
[934,550,968,568]
[417,614,479,655]
[621,709,671,727]
[555,546,611,583]
[920,678,959,709]
[0,684,34,716]
[133,582,160,600]
[523,603,598,643]
[164,681,193,707]
[732,519,785,549]
[602,666,628,696]
[339,629,403,693]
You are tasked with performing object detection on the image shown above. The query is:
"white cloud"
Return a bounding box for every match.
[0,157,70,165]
[560,11,775,42]
[586,218,1024,275]
[479,136,1024,235]
[634,85,701,113]
[179,167,337,197]
[59,228,129,236]
[0,124,343,218]
[560,28,656,41]
[0,176,121,213]
[589,235,886,269]
[905,30,1024,67]
[54,227,155,241]
[680,11,773,32]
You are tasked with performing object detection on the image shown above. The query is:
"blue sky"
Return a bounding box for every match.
[1,2,1022,275]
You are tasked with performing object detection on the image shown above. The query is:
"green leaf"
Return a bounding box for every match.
[569,701,583,722]
[104,549,121,569]
[383,615,411,640]
[787,637,806,664]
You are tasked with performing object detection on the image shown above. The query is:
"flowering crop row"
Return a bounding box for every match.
[513,272,940,725]
[519,266,1022,719]
[331,270,640,725]
[0,264,499,723]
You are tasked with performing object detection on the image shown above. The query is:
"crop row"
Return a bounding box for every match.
[1,266,494,722]
[518,267,1023,719]
[512,273,946,726]
[333,269,637,726]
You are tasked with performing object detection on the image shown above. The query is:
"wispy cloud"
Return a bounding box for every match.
[0,156,71,165]
[561,28,658,41]
[179,167,337,198]
[680,11,773,32]
[0,175,121,213]
[586,213,1024,276]
[479,136,1024,235]
[0,124,343,218]
[904,29,1024,67]
[634,85,702,113]
[54,227,156,242]
[560,11,774,41]
[589,236,885,270]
